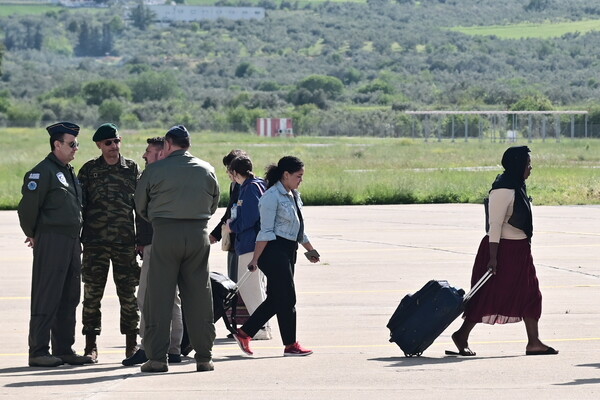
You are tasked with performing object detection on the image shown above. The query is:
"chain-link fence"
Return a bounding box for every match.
[405,111,595,142]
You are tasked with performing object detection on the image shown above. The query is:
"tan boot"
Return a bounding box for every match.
[84,334,98,363]
[125,334,138,358]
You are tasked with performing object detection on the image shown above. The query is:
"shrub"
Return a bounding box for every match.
[129,71,180,103]
[120,113,141,129]
[83,80,132,106]
[297,75,344,99]
[98,99,124,123]
[7,102,42,127]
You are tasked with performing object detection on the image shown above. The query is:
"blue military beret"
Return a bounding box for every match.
[46,122,80,136]
[166,125,189,138]
[92,123,119,142]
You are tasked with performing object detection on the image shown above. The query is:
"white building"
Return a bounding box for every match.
[148,5,265,22]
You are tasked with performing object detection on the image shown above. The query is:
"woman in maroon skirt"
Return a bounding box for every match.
[450,146,558,357]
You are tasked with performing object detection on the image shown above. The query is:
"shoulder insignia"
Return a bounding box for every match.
[56,172,69,187]
[28,173,40,180]
[27,181,38,191]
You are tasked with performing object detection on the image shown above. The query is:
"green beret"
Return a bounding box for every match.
[46,122,80,136]
[92,123,119,142]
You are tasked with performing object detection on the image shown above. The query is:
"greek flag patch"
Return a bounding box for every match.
[28,173,40,179]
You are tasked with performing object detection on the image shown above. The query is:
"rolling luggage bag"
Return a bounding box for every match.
[225,294,250,330]
[387,271,492,357]
[181,270,253,355]
[211,270,252,334]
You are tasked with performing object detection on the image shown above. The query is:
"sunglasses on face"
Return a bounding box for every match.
[59,139,79,149]
[103,138,121,146]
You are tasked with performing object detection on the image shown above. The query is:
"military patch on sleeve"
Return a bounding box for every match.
[56,172,69,187]
[27,181,38,191]
[28,173,40,180]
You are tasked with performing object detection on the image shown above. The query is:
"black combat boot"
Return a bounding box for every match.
[125,333,138,358]
[84,334,98,363]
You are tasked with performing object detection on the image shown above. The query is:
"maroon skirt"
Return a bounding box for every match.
[464,236,542,325]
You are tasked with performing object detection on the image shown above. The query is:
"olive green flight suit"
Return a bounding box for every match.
[135,149,219,363]
[18,152,83,357]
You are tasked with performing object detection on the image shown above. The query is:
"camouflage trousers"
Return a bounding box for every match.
[81,244,140,335]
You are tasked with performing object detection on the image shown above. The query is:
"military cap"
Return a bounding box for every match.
[46,122,80,136]
[166,125,189,138]
[92,123,119,142]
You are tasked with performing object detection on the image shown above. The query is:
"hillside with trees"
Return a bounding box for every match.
[1,0,600,136]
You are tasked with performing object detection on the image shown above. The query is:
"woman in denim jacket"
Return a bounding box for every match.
[233,156,320,357]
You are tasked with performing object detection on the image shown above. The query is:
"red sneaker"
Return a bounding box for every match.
[283,342,313,357]
[233,330,253,356]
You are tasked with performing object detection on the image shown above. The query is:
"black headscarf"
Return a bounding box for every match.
[490,146,533,239]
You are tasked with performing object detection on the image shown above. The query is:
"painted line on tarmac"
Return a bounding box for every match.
[539,230,600,237]
[3,338,600,357]
[2,284,598,301]
[298,285,600,294]
[231,336,600,350]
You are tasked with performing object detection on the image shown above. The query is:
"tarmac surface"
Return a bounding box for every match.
[0,204,598,400]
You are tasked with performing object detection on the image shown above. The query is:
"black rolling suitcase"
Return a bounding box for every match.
[210,270,252,335]
[181,270,252,355]
[387,271,491,357]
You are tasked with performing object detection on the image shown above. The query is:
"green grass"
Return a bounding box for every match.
[0,3,60,16]
[184,0,367,4]
[2,128,599,209]
[450,19,600,39]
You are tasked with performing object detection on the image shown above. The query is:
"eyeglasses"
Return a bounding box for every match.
[103,139,121,146]
[59,139,79,149]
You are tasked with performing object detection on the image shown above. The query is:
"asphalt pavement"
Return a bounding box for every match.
[0,204,598,399]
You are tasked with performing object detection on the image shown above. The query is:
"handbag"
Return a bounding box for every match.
[221,224,232,252]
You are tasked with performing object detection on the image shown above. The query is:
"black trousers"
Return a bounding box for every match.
[29,231,81,357]
[241,236,298,346]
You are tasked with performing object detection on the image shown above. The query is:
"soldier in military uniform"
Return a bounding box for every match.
[122,136,184,367]
[78,123,141,362]
[18,122,93,367]
[135,125,219,373]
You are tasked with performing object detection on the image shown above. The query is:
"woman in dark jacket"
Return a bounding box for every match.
[226,155,271,340]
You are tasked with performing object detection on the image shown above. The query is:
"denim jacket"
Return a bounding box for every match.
[256,180,309,244]
[229,177,266,255]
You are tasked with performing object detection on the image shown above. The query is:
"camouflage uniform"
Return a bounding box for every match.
[78,155,140,336]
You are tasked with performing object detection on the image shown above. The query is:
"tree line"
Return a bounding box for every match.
[1,0,600,136]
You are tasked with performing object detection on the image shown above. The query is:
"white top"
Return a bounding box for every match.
[487,188,528,243]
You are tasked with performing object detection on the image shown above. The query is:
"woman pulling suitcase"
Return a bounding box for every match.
[233,156,321,357]
[450,146,558,357]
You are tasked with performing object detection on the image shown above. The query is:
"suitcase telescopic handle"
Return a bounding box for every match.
[463,270,493,303]
[224,269,254,303]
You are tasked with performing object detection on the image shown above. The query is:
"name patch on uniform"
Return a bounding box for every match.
[28,173,40,180]
[56,172,69,187]
[27,181,38,191]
